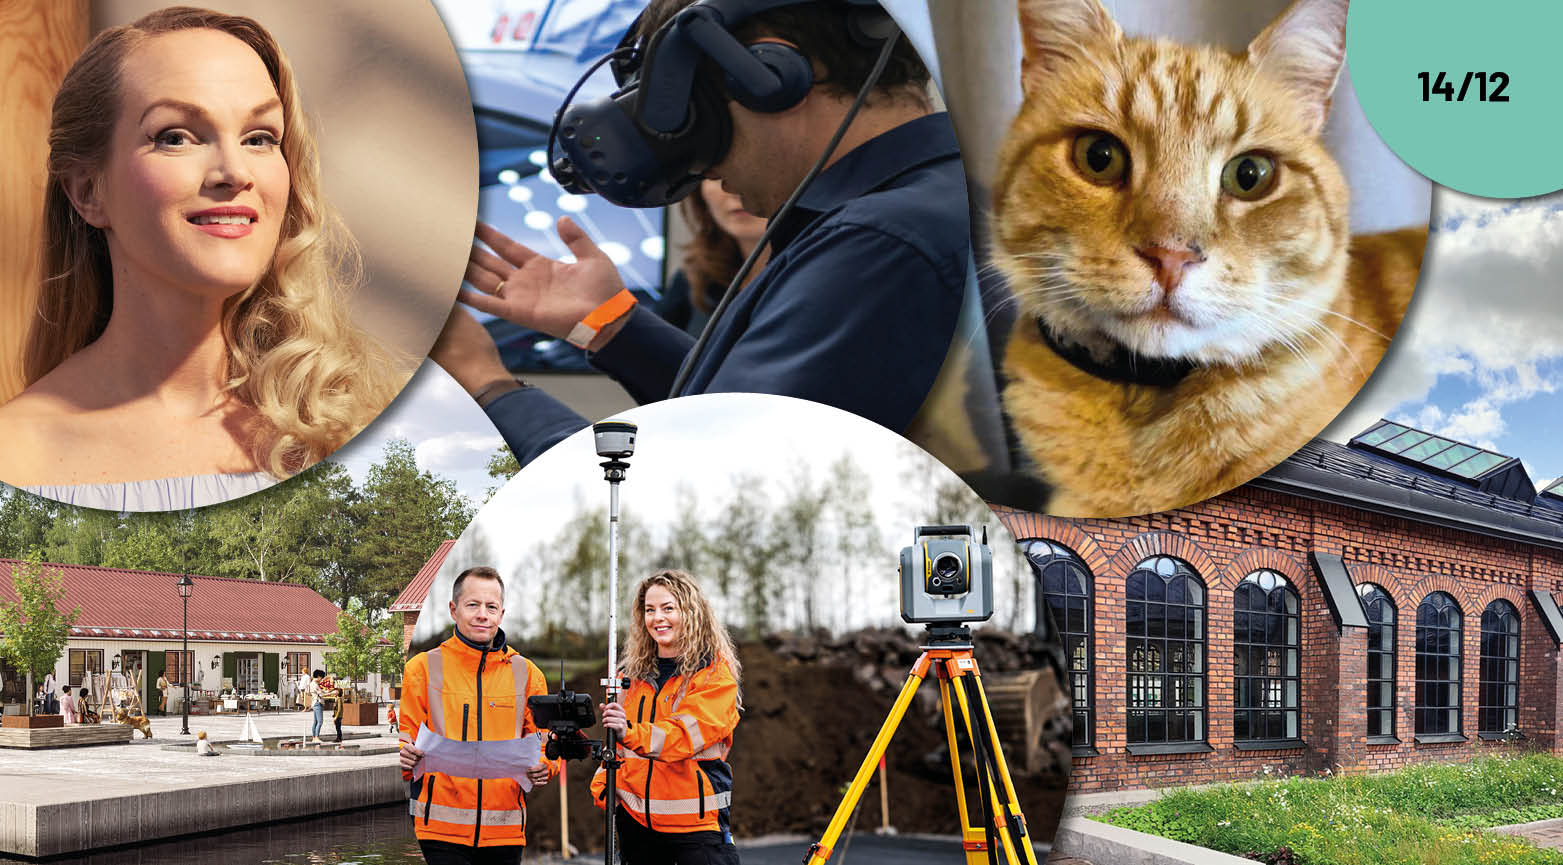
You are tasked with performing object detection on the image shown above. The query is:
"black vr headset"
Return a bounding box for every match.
[548,0,899,209]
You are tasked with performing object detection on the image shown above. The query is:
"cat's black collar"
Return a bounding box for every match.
[1035,317,1198,389]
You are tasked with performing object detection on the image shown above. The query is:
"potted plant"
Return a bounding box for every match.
[0,553,79,729]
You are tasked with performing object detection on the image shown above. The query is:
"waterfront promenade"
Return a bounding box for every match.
[0,711,403,858]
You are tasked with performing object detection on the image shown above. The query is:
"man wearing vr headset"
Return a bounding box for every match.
[434,0,969,467]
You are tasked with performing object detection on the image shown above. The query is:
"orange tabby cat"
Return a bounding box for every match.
[993,0,1426,518]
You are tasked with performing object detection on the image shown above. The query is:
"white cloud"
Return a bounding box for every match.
[1324,189,1563,443]
[417,432,504,473]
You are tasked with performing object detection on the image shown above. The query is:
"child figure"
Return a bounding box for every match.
[195,730,218,756]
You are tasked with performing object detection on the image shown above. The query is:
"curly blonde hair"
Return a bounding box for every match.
[621,569,742,707]
[28,6,396,477]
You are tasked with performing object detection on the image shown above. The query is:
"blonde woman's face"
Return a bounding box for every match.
[90,29,289,299]
[643,584,682,659]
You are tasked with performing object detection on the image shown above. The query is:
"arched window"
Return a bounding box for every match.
[1234,570,1299,744]
[1415,592,1463,737]
[1127,556,1206,750]
[1023,540,1093,751]
[1357,584,1396,740]
[1479,600,1520,736]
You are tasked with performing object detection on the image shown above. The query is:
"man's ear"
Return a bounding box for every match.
[62,170,109,228]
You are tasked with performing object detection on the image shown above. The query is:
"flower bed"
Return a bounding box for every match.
[1094,755,1563,864]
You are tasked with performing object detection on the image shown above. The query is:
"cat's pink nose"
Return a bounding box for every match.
[1135,244,1206,293]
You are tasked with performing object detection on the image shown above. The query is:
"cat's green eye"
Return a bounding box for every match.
[1221,152,1278,200]
[1072,132,1129,185]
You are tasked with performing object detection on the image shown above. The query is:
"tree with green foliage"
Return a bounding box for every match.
[347,439,475,610]
[0,492,55,557]
[0,553,80,716]
[375,615,406,687]
[324,601,379,703]
[206,460,355,588]
[485,446,521,500]
[774,462,829,629]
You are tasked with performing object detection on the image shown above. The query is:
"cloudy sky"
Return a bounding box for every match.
[391,394,1031,643]
[1325,189,1563,489]
[328,361,505,503]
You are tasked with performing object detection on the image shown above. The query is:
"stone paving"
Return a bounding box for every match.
[0,710,400,808]
[1045,854,1095,865]
[1496,816,1563,850]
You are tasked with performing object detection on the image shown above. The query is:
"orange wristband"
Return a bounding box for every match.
[566,289,637,349]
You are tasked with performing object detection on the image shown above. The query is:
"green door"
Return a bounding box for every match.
[262,653,279,698]
[147,653,166,715]
[222,652,236,688]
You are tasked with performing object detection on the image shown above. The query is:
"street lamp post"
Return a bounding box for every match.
[177,574,193,736]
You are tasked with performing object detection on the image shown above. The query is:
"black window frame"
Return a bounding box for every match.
[1233,570,1302,749]
[1414,591,1465,742]
[1126,556,1210,754]
[68,648,103,688]
[1358,583,1398,742]
[1023,540,1095,754]
[1478,599,1520,738]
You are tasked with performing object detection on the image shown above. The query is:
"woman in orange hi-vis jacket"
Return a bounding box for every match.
[592,569,743,865]
[399,566,563,865]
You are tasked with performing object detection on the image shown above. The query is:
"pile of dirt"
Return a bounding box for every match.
[523,630,1069,854]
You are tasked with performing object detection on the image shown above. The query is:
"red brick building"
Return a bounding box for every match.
[996,420,1563,792]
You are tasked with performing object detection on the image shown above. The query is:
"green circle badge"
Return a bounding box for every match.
[1347,1,1563,198]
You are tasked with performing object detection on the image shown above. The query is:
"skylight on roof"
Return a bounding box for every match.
[1349,420,1514,481]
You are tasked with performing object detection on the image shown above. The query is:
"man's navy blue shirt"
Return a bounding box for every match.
[485,111,970,466]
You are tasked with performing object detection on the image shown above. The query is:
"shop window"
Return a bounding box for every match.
[1023,540,1094,752]
[1127,556,1207,752]
[1358,584,1397,740]
[1415,592,1463,739]
[1478,600,1520,737]
[68,649,103,688]
[1233,570,1300,745]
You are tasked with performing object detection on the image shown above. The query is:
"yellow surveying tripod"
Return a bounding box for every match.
[803,626,1040,865]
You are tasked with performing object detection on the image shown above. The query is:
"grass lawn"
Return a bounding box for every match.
[1094,754,1563,864]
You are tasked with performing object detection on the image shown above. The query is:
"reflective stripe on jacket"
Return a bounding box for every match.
[400,632,562,848]
[590,656,739,834]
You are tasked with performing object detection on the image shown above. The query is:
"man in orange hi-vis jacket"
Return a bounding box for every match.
[400,566,562,865]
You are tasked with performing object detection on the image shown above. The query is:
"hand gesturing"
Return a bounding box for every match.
[462,218,628,348]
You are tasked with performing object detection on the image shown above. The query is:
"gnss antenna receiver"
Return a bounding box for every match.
[593,419,636,865]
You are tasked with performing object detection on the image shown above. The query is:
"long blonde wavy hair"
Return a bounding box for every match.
[622,569,742,707]
[29,6,396,477]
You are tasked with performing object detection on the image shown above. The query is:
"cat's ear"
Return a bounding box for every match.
[1017,0,1122,95]
[1247,0,1348,135]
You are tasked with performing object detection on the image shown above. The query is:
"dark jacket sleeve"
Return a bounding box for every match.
[588,304,696,404]
[481,387,589,469]
[702,223,964,433]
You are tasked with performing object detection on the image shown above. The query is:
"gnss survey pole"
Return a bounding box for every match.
[593,420,637,865]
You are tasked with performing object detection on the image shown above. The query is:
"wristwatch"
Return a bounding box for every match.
[471,375,531,408]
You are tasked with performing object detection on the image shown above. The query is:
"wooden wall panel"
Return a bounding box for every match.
[0,1,88,403]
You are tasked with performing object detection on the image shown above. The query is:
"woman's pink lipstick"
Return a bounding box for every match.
[187,206,257,238]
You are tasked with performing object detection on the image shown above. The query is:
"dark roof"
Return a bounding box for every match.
[1254,438,1563,549]
[0,560,342,644]
[1541,477,1563,511]
[391,540,457,613]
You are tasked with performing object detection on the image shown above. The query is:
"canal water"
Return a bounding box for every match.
[2,804,423,865]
